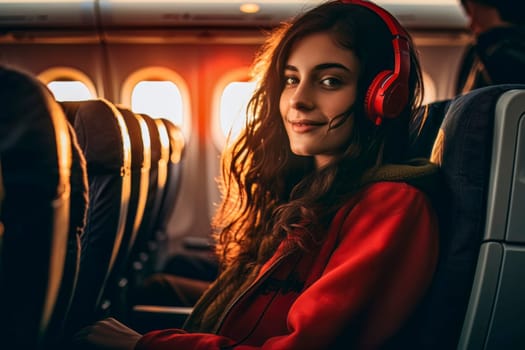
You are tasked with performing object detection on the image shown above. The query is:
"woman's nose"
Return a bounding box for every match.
[289,84,314,111]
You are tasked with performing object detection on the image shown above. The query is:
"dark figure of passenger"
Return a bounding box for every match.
[75,1,440,349]
[456,0,525,94]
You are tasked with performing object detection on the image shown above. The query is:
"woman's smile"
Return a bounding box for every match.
[287,118,328,133]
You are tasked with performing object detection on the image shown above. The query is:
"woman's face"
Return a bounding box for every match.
[280,31,360,169]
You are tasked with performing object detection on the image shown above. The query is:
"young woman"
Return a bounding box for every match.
[76,1,439,349]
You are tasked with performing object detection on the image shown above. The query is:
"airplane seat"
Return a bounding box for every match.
[408,98,453,159]
[456,85,525,350]
[0,66,85,349]
[43,123,89,349]
[153,118,185,241]
[126,113,164,282]
[387,84,525,349]
[59,99,132,336]
[126,119,191,332]
[130,118,185,282]
[154,119,185,258]
[95,107,151,320]
[104,111,167,320]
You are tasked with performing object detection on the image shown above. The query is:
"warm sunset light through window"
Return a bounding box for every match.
[422,72,437,105]
[220,81,257,143]
[47,81,93,101]
[131,81,183,127]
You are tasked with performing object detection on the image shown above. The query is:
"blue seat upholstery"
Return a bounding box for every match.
[390,84,525,349]
[408,98,452,159]
[457,86,525,350]
[60,99,132,335]
[0,66,86,349]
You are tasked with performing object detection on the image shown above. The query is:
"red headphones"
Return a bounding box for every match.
[341,0,411,125]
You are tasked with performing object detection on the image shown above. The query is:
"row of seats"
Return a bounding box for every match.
[0,65,185,349]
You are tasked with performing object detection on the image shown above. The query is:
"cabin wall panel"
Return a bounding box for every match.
[0,43,106,97]
[416,43,468,100]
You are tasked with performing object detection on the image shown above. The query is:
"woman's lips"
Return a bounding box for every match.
[288,119,326,133]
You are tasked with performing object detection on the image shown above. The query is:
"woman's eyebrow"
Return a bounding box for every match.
[314,62,351,72]
[284,63,351,72]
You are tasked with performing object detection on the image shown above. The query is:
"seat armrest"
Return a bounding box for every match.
[182,236,215,251]
[130,305,193,333]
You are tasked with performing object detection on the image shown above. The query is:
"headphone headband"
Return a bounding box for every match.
[340,0,412,125]
[342,0,409,38]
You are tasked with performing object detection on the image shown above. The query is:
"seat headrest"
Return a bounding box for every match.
[140,113,162,164]
[161,118,185,164]
[1,66,71,192]
[408,99,452,159]
[60,99,130,174]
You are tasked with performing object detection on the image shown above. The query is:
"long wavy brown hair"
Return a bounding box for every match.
[212,0,424,271]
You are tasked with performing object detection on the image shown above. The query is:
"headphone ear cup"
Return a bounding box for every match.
[364,69,409,125]
[364,70,392,124]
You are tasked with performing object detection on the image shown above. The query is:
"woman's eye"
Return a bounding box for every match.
[284,76,299,86]
[320,77,342,88]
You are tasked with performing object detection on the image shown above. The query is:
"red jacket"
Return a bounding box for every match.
[136,181,439,350]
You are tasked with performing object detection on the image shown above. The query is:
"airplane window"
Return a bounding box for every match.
[219,81,257,145]
[38,66,97,101]
[47,81,93,101]
[121,67,190,139]
[131,81,184,127]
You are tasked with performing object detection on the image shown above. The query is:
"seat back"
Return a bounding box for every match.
[43,123,88,348]
[391,84,525,349]
[98,106,152,318]
[61,99,132,334]
[457,87,525,349]
[0,66,83,349]
[132,113,163,261]
[126,113,164,272]
[153,118,185,240]
[129,118,185,279]
[408,98,452,159]
[104,112,166,317]
[116,107,151,266]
